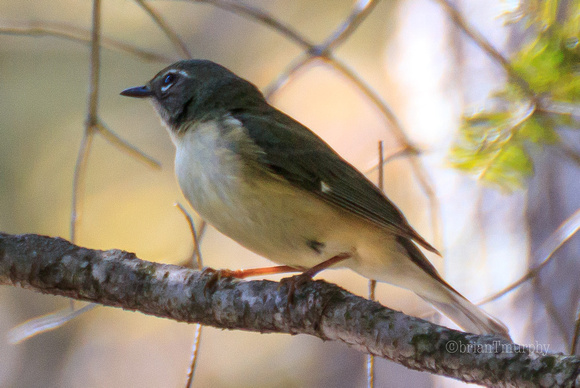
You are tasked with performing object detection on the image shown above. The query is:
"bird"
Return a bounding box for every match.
[121,59,510,338]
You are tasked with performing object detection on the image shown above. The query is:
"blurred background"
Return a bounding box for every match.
[0,0,578,387]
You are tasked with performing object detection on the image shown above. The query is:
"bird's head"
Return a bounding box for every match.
[121,59,266,132]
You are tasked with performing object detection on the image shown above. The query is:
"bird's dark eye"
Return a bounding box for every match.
[161,73,178,93]
[163,73,176,85]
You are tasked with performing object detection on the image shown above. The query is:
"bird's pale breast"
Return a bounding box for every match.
[173,119,362,268]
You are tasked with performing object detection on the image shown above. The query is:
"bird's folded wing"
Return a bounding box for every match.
[231,109,439,255]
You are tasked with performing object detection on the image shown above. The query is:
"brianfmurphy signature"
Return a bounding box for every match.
[445,340,550,355]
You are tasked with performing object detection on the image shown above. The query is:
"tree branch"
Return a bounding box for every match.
[1,233,578,387]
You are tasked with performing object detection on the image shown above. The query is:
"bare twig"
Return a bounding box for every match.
[2,232,579,387]
[537,100,580,119]
[572,305,580,355]
[321,0,379,53]
[69,0,103,322]
[193,0,313,49]
[328,59,442,247]
[434,0,535,99]
[366,140,383,388]
[70,1,163,239]
[70,130,94,242]
[186,322,203,388]
[97,121,161,169]
[558,143,580,166]
[366,277,377,388]
[71,0,102,244]
[176,203,207,387]
[133,0,192,59]
[377,140,384,192]
[365,145,418,175]
[0,21,172,63]
[68,0,161,338]
[264,54,315,100]
[479,208,580,305]
[7,303,98,344]
[175,204,206,271]
[193,221,207,266]
[408,160,441,248]
[534,277,571,347]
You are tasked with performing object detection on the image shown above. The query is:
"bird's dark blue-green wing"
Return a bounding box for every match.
[231,109,439,255]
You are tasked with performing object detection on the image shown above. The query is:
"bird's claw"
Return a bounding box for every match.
[279,273,313,305]
[202,267,236,296]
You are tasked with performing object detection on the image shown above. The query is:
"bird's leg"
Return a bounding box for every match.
[204,265,301,279]
[202,265,302,294]
[282,253,352,304]
[302,253,351,278]
[229,265,303,279]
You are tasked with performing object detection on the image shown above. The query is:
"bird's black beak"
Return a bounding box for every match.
[120,85,153,98]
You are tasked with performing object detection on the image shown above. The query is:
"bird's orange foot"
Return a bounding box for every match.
[279,273,314,305]
[201,267,238,296]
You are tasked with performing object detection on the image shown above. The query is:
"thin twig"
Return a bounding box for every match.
[534,277,571,347]
[70,131,94,242]
[194,221,208,267]
[366,277,377,388]
[365,145,418,175]
[70,0,101,325]
[321,0,379,53]
[133,0,192,59]
[328,57,417,146]
[479,208,580,305]
[0,22,172,63]
[7,304,98,344]
[377,140,384,191]
[69,0,103,325]
[434,0,535,99]
[366,140,383,388]
[186,323,203,388]
[176,203,206,269]
[176,203,207,387]
[87,0,101,133]
[193,0,313,49]
[407,157,441,249]
[572,305,580,355]
[556,141,580,166]
[71,0,101,242]
[537,100,580,119]
[264,54,314,99]
[335,55,443,246]
[97,121,161,169]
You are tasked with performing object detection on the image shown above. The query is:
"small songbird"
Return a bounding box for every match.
[121,59,509,338]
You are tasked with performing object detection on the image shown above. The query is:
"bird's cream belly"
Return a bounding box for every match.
[180,166,358,268]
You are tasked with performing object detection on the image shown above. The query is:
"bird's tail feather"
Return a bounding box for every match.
[420,289,511,340]
[395,236,511,339]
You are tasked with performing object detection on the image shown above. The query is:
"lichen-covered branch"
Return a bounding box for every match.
[1,233,578,387]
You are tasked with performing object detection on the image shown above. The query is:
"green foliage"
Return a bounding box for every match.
[450,0,579,191]
[512,29,580,98]
[450,90,558,191]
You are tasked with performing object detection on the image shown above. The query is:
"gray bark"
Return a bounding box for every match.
[0,232,578,387]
